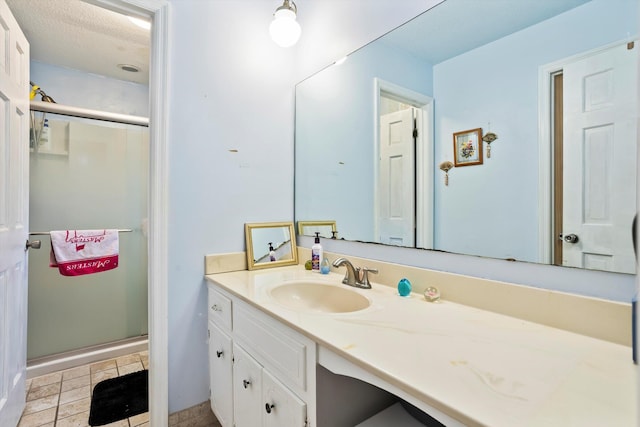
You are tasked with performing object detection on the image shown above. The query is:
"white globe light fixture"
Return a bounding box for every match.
[269,0,301,48]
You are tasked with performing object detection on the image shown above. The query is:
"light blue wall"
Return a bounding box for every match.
[433,0,638,262]
[30,61,149,116]
[295,42,433,241]
[166,1,294,411]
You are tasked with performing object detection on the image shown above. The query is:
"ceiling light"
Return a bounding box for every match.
[269,0,301,48]
[128,16,151,30]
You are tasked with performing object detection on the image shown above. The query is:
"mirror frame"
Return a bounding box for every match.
[245,222,298,270]
[297,220,337,239]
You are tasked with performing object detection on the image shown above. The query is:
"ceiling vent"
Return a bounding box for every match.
[118,64,140,73]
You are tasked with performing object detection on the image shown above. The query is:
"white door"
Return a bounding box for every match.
[233,343,263,427]
[0,1,30,425]
[563,42,638,274]
[377,108,415,246]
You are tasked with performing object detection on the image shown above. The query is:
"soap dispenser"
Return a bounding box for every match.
[311,232,323,272]
[268,242,276,262]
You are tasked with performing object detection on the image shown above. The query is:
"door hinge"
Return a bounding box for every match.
[207,329,210,338]
[413,128,418,138]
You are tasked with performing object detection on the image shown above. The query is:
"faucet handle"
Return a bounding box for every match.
[360,267,378,288]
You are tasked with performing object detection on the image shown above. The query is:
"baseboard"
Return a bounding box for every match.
[26,336,148,379]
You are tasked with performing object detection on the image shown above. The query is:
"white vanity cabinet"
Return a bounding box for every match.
[207,283,316,427]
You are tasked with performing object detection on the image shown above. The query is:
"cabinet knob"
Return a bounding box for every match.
[265,403,275,414]
[216,350,223,358]
[242,379,251,389]
[211,304,221,312]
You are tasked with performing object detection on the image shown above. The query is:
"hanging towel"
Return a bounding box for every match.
[50,230,119,276]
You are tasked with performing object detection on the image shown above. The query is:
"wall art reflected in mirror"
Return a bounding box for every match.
[295,0,638,274]
[245,222,298,270]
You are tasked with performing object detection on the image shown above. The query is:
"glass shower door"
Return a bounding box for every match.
[28,113,149,360]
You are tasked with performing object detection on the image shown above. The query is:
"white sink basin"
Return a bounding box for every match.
[268,281,371,313]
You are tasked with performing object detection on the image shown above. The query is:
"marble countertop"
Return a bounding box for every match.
[205,265,637,427]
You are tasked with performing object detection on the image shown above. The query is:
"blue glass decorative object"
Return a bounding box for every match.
[397,278,412,297]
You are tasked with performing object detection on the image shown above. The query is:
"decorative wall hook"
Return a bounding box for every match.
[482,127,498,158]
[439,161,454,186]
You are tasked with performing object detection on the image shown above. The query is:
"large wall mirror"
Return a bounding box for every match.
[295,0,638,275]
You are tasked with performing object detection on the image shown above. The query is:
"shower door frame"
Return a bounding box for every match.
[82,0,170,425]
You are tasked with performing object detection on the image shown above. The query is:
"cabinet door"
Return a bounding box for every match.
[263,369,307,427]
[233,344,263,427]
[209,321,233,427]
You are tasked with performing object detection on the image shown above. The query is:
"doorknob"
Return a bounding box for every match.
[564,234,579,244]
[25,240,42,250]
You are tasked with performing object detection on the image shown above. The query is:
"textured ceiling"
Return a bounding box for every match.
[6,0,150,85]
[6,0,590,88]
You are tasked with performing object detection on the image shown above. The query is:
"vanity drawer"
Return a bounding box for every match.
[233,301,311,393]
[208,287,232,332]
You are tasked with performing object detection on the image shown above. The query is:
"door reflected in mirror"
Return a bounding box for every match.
[245,222,298,270]
[294,0,638,274]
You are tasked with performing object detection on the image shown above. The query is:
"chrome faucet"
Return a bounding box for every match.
[332,257,378,289]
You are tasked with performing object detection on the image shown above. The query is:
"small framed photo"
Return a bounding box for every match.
[453,128,483,167]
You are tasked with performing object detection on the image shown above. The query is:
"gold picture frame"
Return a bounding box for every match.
[453,128,483,167]
[245,222,298,270]
[297,220,337,239]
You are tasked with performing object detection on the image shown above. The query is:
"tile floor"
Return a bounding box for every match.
[19,351,149,427]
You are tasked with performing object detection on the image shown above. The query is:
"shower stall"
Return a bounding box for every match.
[27,102,149,372]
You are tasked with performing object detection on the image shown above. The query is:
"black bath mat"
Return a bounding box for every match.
[89,369,148,426]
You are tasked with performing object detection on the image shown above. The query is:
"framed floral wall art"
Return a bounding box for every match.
[453,128,483,167]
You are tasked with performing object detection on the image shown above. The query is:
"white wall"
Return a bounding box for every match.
[164,0,440,414]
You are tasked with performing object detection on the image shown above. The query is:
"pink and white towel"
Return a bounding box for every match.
[50,230,119,276]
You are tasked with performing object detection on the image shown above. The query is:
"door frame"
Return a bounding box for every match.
[537,40,628,265]
[373,78,434,249]
[84,0,169,425]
